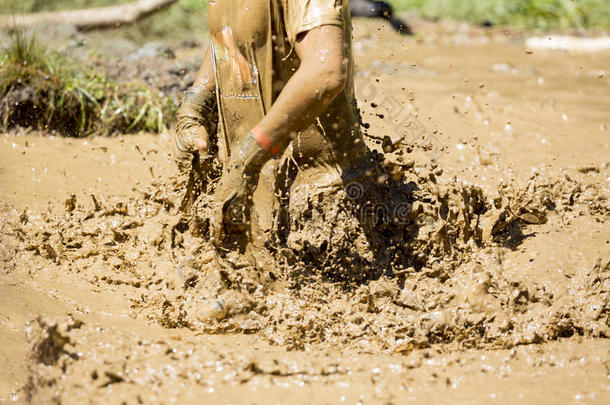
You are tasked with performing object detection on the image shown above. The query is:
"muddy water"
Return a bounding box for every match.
[1,19,609,404]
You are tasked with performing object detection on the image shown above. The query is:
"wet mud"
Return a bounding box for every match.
[5,139,607,348]
[1,17,609,404]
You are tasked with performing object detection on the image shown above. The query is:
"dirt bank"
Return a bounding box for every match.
[1,18,609,404]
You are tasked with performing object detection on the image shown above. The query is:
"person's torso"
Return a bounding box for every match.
[208,0,366,181]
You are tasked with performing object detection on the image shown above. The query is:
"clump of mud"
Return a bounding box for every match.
[5,144,608,354]
[24,317,82,401]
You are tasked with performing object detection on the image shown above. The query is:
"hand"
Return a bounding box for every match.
[174,114,210,173]
[210,164,257,246]
[210,134,270,246]
[173,85,217,173]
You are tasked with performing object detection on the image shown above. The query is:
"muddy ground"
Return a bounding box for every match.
[1,17,609,404]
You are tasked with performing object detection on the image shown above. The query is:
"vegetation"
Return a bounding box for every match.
[0,29,177,136]
[0,1,606,136]
[393,0,610,29]
[0,0,207,41]
[0,0,132,11]
[1,0,607,30]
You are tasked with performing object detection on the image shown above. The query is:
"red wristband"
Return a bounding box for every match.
[251,126,281,155]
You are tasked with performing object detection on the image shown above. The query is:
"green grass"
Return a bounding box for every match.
[1,0,607,30]
[393,0,610,29]
[0,0,208,41]
[0,29,178,136]
[0,0,132,12]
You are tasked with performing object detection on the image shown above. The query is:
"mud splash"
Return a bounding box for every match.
[5,141,606,402]
[6,139,607,353]
[2,17,610,403]
[156,146,610,349]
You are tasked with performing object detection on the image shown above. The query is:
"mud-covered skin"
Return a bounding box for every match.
[173,85,217,172]
[209,133,270,247]
[203,0,375,247]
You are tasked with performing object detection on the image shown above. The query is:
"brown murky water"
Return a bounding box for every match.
[1,18,609,404]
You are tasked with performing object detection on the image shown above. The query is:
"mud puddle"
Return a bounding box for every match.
[1,18,609,404]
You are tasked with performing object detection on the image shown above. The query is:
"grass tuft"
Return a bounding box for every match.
[0,28,178,136]
[0,0,208,42]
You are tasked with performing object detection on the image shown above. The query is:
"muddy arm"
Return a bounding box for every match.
[255,25,347,150]
[208,25,349,245]
[192,45,217,95]
[174,45,217,169]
